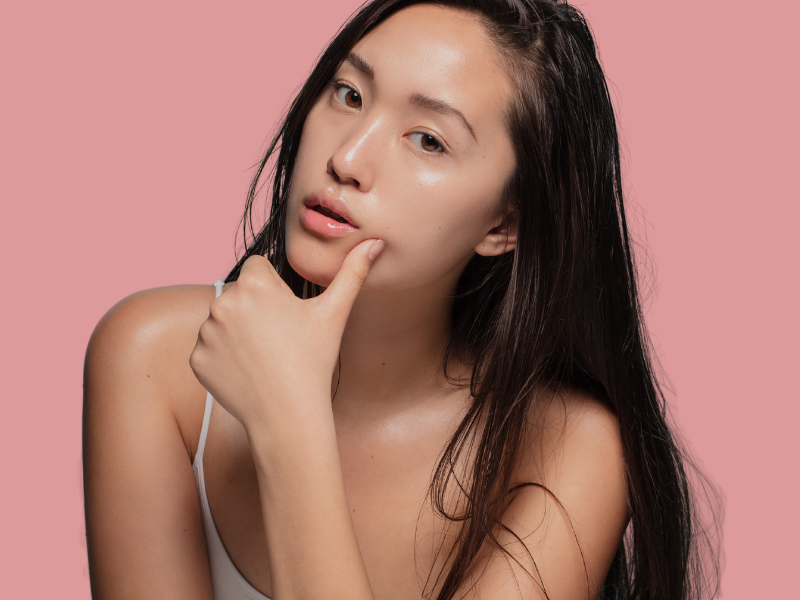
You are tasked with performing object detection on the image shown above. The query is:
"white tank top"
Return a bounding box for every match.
[192,279,272,600]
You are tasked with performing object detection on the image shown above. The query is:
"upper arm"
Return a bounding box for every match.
[459,393,629,600]
[83,286,216,599]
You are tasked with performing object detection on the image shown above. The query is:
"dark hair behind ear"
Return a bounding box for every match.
[227,1,723,599]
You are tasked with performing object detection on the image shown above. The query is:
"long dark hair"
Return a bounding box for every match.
[226,1,722,598]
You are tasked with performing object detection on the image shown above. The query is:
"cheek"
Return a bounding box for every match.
[372,174,500,288]
[284,107,349,286]
[394,169,500,251]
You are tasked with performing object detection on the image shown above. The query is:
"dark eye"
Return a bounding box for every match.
[333,84,361,109]
[408,132,443,153]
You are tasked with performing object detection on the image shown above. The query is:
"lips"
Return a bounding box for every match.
[313,204,349,224]
[303,192,357,228]
[300,191,359,238]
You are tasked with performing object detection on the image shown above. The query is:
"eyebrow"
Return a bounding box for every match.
[342,52,477,142]
[343,52,374,79]
[410,93,477,142]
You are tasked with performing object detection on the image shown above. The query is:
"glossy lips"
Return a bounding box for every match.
[301,192,358,237]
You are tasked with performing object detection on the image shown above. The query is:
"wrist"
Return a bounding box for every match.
[245,401,338,483]
[242,383,333,440]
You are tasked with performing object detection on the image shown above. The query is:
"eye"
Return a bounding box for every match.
[408,132,444,153]
[332,83,361,109]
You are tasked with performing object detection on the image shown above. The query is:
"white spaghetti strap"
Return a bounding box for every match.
[193,279,226,469]
[195,390,215,468]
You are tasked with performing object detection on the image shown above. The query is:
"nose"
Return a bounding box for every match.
[327,117,381,192]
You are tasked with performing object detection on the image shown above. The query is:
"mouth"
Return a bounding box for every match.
[311,204,350,224]
[300,191,359,238]
[303,192,358,228]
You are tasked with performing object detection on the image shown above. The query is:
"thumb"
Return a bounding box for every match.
[319,238,385,322]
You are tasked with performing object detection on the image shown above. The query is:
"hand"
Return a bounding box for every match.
[189,238,385,436]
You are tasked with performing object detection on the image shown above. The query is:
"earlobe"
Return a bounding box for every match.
[474,210,518,257]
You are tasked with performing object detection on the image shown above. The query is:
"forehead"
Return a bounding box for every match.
[350,4,512,135]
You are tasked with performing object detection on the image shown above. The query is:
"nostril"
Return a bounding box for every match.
[327,157,361,188]
[327,158,341,182]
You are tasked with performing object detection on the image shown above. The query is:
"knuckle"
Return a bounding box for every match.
[238,267,268,294]
[196,319,211,344]
[208,295,229,320]
[208,298,220,319]
[208,300,229,326]
[188,345,201,374]
[237,271,255,290]
[243,254,264,268]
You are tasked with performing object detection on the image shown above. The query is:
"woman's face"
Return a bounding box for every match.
[285,4,516,293]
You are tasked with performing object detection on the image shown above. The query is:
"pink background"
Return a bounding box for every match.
[1,0,797,597]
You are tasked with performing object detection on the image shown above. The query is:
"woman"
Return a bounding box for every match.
[82,1,721,599]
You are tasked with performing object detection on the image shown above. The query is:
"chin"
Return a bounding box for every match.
[286,242,340,289]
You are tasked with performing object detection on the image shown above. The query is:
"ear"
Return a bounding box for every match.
[474,209,518,257]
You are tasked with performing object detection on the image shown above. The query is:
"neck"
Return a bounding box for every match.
[330,284,470,414]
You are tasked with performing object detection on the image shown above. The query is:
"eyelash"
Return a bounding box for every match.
[328,81,446,155]
[330,81,362,110]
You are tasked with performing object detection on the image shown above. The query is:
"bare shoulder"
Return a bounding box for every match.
[88,284,217,362]
[83,284,220,597]
[85,284,219,458]
[535,386,623,467]
[520,385,624,478]
[520,386,628,531]
[472,387,629,599]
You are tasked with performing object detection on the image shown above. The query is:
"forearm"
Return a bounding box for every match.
[189,241,384,598]
[247,406,374,600]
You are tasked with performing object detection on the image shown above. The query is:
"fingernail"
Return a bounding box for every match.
[368,239,385,261]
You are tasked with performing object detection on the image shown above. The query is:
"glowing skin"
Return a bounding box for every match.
[84,6,629,600]
[285,5,517,294]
